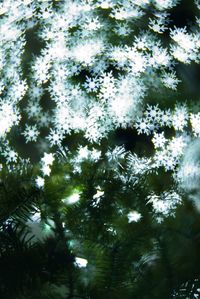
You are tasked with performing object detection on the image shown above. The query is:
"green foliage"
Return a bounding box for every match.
[0,154,200,299]
[0,164,39,223]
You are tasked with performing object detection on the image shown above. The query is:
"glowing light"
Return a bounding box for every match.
[35,176,45,188]
[63,190,81,204]
[127,211,142,223]
[75,257,88,268]
[41,153,54,165]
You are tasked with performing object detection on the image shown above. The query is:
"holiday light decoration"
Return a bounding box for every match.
[0,0,200,216]
[1,1,200,297]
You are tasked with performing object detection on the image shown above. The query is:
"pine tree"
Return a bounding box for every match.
[1,0,200,298]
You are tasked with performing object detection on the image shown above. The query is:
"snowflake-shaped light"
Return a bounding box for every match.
[127,211,142,223]
[22,124,39,143]
[152,132,166,148]
[47,129,63,147]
